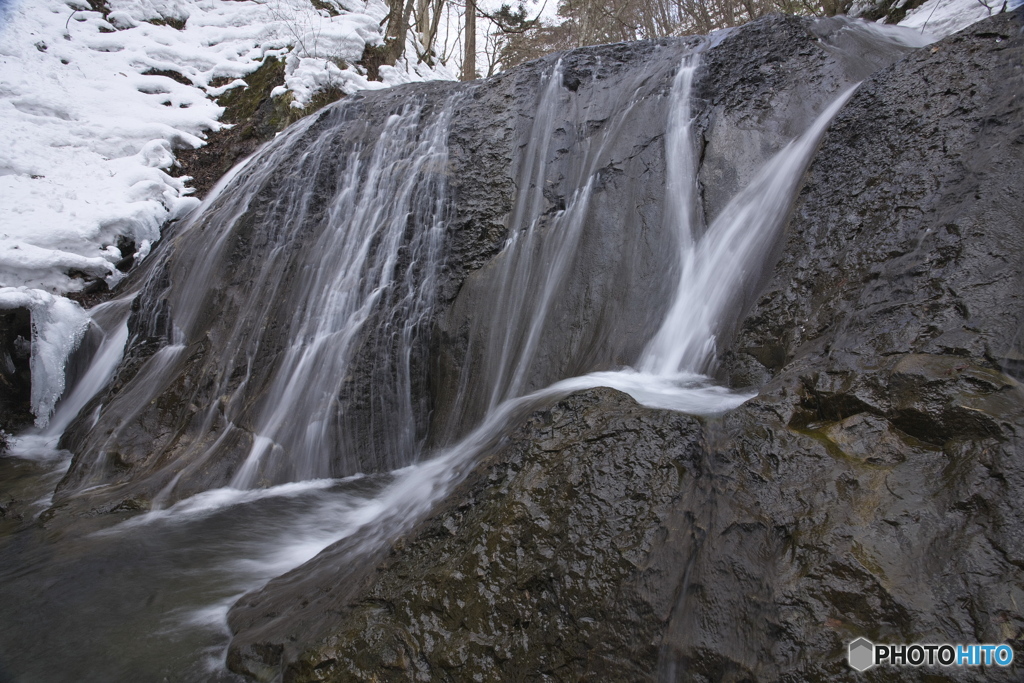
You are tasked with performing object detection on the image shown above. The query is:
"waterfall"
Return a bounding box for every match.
[441,52,856,419]
[639,77,858,376]
[228,99,455,488]
[472,58,650,411]
[435,51,690,440]
[56,94,459,500]
[19,36,869,547]
[50,48,856,505]
[0,36,876,682]
[481,60,569,410]
[312,51,860,568]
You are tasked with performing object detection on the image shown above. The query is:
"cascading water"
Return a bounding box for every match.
[228,99,454,489]
[441,50,855,418]
[54,94,459,504]
[639,77,857,377]
[440,56,659,434]
[481,61,572,410]
[0,23,900,680]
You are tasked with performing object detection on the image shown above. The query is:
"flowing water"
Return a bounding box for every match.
[0,43,860,681]
[54,95,459,504]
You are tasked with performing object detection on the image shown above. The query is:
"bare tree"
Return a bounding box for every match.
[463,0,477,79]
[374,0,866,80]
[412,0,448,63]
[384,0,417,62]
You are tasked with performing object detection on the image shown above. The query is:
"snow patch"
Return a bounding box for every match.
[0,0,452,295]
[0,288,89,427]
[898,0,1011,38]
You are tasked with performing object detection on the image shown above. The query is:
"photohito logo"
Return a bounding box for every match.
[848,638,1014,671]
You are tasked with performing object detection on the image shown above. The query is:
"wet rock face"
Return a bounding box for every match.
[721,10,1024,385]
[685,11,1024,679]
[229,388,708,681]
[686,374,1024,683]
[431,14,911,444]
[232,372,1024,681]
[53,13,905,511]
[0,308,32,443]
[226,10,1024,682]
[693,13,905,224]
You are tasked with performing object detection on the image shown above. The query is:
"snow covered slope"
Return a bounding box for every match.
[898,0,1018,37]
[0,0,450,295]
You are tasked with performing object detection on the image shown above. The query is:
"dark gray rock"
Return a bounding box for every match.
[0,307,33,443]
[721,9,1024,386]
[225,10,1024,683]
[658,365,1024,682]
[228,387,708,681]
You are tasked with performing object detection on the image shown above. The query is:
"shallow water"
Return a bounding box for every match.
[0,369,751,682]
[0,440,396,682]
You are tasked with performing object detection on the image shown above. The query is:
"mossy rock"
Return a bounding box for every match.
[175,57,345,198]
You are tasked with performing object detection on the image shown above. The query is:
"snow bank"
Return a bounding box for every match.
[0,288,89,427]
[0,0,451,296]
[898,0,1016,38]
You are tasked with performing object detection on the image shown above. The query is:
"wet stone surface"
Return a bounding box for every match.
[225,10,1024,682]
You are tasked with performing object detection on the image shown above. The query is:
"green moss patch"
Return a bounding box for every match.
[174,56,345,198]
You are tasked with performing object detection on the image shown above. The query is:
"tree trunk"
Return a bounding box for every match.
[385,0,413,63]
[417,0,430,37]
[463,0,476,81]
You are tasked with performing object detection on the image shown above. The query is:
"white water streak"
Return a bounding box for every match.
[228,100,455,487]
[641,76,859,376]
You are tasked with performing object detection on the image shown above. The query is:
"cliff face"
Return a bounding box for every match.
[54,12,912,510]
[223,11,1024,682]
[38,5,1024,679]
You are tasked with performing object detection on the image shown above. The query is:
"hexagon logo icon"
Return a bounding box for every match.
[848,637,875,671]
